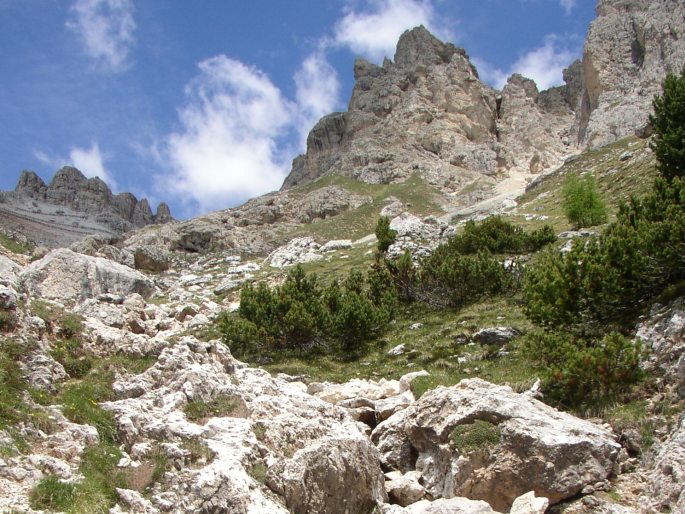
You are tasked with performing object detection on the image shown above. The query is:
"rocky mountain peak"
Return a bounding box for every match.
[1,166,174,248]
[283,24,573,200]
[14,170,47,197]
[154,202,173,223]
[393,25,461,69]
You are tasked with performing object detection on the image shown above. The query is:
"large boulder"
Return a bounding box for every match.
[0,255,22,287]
[643,415,685,512]
[372,378,621,511]
[20,248,155,304]
[266,237,322,268]
[269,434,387,514]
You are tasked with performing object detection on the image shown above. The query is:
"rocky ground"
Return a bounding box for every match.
[0,212,683,513]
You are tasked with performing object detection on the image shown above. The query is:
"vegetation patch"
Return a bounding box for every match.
[51,338,93,379]
[561,173,608,229]
[31,300,84,337]
[184,394,241,422]
[450,419,501,455]
[29,475,76,512]
[0,310,17,332]
[220,264,397,358]
[0,233,32,254]
[250,463,268,484]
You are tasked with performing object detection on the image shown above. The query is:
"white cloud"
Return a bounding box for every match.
[475,35,578,91]
[34,142,116,189]
[471,57,510,91]
[559,0,576,15]
[69,142,117,188]
[332,0,453,62]
[66,0,136,72]
[293,52,341,148]
[512,35,577,90]
[164,56,296,214]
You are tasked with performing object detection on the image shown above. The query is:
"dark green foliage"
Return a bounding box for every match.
[418,251,512,308]
[523,330,646,409]
[446,216,557,255]
[389,249,418,302]
[388,216,554,309]
[375,216,397,254]
[650,68,685,182]
[522,75,685,407]
[221,265,397,357]
[561,174,608,229]
[524,178,685,334]
[29,476,76,511]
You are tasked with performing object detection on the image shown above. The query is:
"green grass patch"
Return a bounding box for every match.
[250,463,268,484]
[29,475,76,511]
[31,300,84,337]
[0,310,17,332]
[184,394,240,422]
[0,233,32,254]
[51,339,93,379]
[285,174,444,242]
[515,136,657,232]
[450,419,501,455]
[61,381,117,443]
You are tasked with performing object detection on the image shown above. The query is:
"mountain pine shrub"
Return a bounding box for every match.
[390,216,554,309]
[561,173,608,229]
[220,264,397,357]
[375,216,397,255]
[523,74,685,408]
[523,329,646,409]
[448,216,556,255]
[650,67,685,182]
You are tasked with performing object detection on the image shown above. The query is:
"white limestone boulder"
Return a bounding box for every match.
[20,248,155,305]
[372,378,621,511]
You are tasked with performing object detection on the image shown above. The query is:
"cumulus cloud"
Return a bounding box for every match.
[69,142,117,188]
[35,142,116,188]
[559,0,577,15]
[163,56,296,214]
[475,35,579,91]
[332,0,453,62]
[293,52,341,148]
[66,0,136,72]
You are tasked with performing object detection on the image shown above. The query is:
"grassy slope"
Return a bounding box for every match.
[236,136,658,390]
[213,136,661,400]
[284,174,445,242]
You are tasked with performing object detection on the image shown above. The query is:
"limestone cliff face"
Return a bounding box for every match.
[284,0,685,191]
[573,0,685,147]
[282,26,576,194]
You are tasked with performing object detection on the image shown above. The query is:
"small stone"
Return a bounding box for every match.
[388,344,406,356]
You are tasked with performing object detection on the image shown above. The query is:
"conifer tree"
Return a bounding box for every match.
[650,68,685,182]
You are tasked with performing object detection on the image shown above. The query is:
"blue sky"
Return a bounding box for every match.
[0,0,595,219]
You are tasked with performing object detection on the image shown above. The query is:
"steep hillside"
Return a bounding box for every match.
[2,1,685,512]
